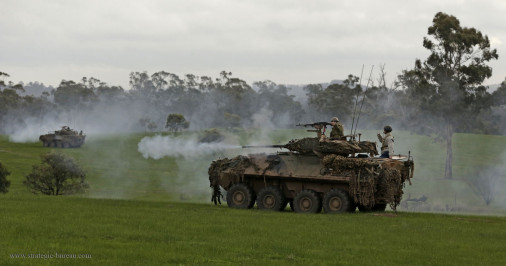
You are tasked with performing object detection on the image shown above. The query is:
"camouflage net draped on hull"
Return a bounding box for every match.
[322,154,411,210]
[284,138,369,155]
[208,155,254,205]
[357,141,379,156]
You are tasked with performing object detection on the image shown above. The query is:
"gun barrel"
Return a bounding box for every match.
[296,122,331,127]
[241,145,286,149]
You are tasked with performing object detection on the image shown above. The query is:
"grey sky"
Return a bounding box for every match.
[2,0,505,89]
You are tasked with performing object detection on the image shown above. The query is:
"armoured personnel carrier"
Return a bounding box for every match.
[208,123,414,213]
[39,126,86,148]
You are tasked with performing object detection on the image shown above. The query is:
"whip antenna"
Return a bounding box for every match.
[350,64,364,137]
[353,65,374,137]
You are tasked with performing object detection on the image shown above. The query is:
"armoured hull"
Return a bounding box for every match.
[39,126,86,148]
[209,150,414,213]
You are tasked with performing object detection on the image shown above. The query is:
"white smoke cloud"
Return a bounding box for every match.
[137,135,240,159]
[251,106,275,129]
[7,116,63,143]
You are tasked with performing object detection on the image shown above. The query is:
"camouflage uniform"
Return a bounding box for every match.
[330,122,344,139]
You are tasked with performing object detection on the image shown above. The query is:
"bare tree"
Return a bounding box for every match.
[466,167,503,205]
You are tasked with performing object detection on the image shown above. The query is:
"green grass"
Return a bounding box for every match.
[1,195,505,265]
[1,130,506,264]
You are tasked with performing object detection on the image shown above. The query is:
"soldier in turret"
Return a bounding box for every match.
[329,117,344,140]
[377,125,394,158]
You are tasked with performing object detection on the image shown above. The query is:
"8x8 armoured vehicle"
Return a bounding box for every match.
[39,126,86,148]
[208,123,414,213]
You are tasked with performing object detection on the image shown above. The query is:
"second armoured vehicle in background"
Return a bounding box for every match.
[209,123,414,213]
[39,126,86,148]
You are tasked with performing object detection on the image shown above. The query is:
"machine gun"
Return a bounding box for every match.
[296,122,332,139]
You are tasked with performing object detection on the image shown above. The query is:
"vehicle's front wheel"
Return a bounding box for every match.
[293,190,322,213]
[226,183,255,209]
[257,187,285,211]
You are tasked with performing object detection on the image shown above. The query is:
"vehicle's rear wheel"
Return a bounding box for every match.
[293,190,322,213]
[226,183,255,209]
[257,187,285,211]
[323,189,352,214]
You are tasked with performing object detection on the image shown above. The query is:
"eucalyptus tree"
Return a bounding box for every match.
[397,12,498,179]
[304,75,362,124]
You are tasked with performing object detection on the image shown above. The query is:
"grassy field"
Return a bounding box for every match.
[1,130,506,264]
[2,195,506,265]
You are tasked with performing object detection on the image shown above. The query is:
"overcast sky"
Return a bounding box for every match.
[2,0,505,89]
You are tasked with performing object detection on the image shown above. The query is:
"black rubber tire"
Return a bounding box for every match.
[323,189,352,214]
[257,187,286,211]
[293,190,322,213]
[226,183,255,209]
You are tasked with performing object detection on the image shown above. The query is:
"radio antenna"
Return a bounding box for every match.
[353,65,374,136]
[350,64,364,137]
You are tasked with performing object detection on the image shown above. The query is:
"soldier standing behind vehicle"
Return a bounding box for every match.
[329,117,344,140]
[378,125,394,158]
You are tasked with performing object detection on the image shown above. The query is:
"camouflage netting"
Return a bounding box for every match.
[262,155,282,175]
[322,154,411,210]
[376,168,403,210]
[208,155,255,205]
[55,126,79,135]
[357,141,378,156]
[284,138,362,155]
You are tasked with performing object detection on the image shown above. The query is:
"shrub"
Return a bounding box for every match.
[24,152,89,195]
[0,161,11,193]
[166,113,189,132]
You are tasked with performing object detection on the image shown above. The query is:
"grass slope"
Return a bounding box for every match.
[1,196,506,265]
[1,130,506,264]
